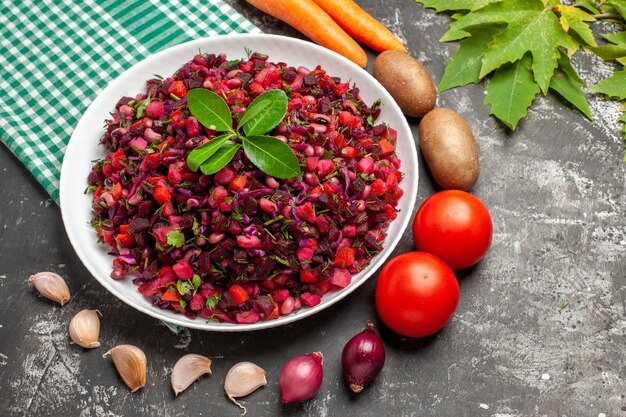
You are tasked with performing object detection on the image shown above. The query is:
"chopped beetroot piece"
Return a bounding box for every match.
[331,268,352,288]
[300,292,322,307]
[235,310,260,324]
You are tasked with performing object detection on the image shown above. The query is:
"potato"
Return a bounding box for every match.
[373,50,436,117]
[418,108,480,191]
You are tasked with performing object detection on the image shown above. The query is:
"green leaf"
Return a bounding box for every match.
[590,69,626,100]
[608,0,626,20]
[206,293,221,309]
[176,279,192,296]
[445,0,573,93]
[187,89,233,132]
[242,136,300,179]
[556,5,596,47]
[549,52,592,119]
[438,26,503,91]
[574,0,600,14]
[239,90,288,136]
[191,274,202,291]
[617,56,626,65]
[199,141,241,175]
[416,0,501,13]
[186,133,233,172]
[601,31,626,45]
[588,44,626,62]
[484,54,540,129]
[166,230,185,248]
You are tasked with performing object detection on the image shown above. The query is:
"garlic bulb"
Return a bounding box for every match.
[28,272,71,306]
[171,354,212,396]
[104,345,146,392]
[224,362,267,414]
[69,309,101,348]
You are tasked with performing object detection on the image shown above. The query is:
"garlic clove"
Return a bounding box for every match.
[171,354,212,396]
[104,345,146,392]
[69,309,101,349]
[224,362,267,414]
[28,271,71,306]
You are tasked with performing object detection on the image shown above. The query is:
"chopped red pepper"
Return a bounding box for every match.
[335,247,355,267]
[119,224,130,234]
[161,288,182,302]
[111,148,127,169]
[145,152,160,169]
[378,139,395,156]
[115,233,136,248]
[230,175,247,191]
[168,80,187,97]
[111,182,122,200]
[229,284,249,304]
[146,175,166,186]
[338,111,361,128]
[153,186,171,205]
[102,163,116,178]
[155,136,174,151]
[371,178,387,196]
[341,146,358,158]
[300,270,317,283]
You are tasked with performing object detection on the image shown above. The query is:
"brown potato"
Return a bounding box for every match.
[419,108,480,191]
[373,50,436,117]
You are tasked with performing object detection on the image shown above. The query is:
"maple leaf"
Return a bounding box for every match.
[590,69,626,100]
[576,0,601,14]
[555,5,597,47]
[607,0,626,20]
[549,51,592,119]
[484,54,540,129]
[438,26,503,91]
[592,32,626,63]
[416,0,501,13]
[442,0,576,93]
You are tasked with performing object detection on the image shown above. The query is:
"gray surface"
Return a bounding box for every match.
[1,1,625,416]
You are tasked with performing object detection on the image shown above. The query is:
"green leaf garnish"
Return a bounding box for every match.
[166,230,185,248]
[187,89,233,132]
[200,141,241,175]
[186,133,233,172]
[242,136,300,179]
[186,86,297,178]
[239,90,288,136]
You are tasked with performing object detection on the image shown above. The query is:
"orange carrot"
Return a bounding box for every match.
[312,0,406,52]
[245,0,367,68]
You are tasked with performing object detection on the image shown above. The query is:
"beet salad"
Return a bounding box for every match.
[87,51,404,324]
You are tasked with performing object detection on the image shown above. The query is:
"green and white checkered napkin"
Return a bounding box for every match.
[0,0,259,202]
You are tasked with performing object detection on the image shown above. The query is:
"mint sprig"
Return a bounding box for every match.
[186,89,299,179]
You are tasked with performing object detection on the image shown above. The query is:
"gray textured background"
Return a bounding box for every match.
[0,1,624,416]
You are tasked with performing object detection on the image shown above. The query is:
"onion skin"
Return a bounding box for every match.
[279,352,324,403]
[342,322,385,393]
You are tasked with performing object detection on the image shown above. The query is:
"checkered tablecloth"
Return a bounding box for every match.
[0,0,259,202]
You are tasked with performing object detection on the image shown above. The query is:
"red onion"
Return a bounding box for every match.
[341,322,385,393]
[279,352,324,403]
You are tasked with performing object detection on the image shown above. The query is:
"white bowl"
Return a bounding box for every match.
[60,34,418,331]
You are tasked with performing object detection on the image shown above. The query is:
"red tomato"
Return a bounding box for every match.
[413,190,492,270]
[375,252,459,338]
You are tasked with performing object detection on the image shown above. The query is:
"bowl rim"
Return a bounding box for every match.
[59,33,418,331]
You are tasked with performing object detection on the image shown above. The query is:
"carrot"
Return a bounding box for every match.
[245,0,367,68]
[311,0,406,52]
